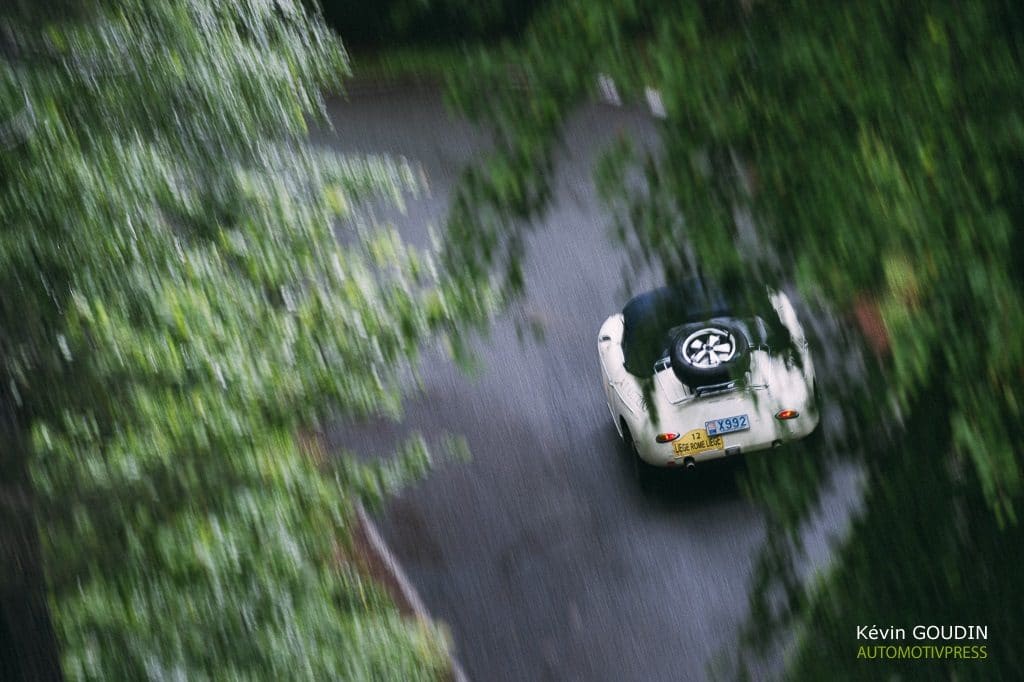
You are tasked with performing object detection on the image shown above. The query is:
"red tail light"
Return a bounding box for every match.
[655,433,680,443]
[775,409,799,420]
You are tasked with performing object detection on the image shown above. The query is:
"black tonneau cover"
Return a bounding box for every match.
[621,278,736,376]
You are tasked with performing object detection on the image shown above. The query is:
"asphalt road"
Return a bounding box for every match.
[321,88,861,682]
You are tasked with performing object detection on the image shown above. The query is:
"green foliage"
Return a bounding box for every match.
[443,0,1024,678]
[350,45,472,84]
[1,0,483,678]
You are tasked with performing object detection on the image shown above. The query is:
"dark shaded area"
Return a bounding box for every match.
[0,392,64,682]
[316,0,546,48]
[779,373,1024,680]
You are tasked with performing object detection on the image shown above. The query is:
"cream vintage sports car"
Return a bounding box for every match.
[598,277,819,483]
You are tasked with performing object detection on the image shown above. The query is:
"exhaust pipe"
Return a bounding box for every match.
[683,456,696,470]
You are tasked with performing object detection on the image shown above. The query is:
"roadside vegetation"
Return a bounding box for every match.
[1,1,489,679]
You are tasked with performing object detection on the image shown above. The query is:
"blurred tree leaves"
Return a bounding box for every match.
[443,0,1024,678]
[1,0,484,679]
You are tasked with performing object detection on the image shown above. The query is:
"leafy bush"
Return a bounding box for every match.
[1,1,484,678]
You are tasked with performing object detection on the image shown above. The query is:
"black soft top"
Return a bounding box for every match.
[621,278,740,376]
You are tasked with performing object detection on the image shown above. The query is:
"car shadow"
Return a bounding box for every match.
[645,457,750,509]
[610,431,752,511]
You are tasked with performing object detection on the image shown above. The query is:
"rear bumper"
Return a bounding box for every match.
[637,409,819,468]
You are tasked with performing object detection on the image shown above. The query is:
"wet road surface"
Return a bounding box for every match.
[321,88,860,682]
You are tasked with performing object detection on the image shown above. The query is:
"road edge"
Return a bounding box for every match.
[352,503,470,682]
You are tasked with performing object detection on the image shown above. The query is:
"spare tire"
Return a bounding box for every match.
[670,320,749,386]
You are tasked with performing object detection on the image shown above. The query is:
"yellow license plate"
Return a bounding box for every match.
[672,429,724,457]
